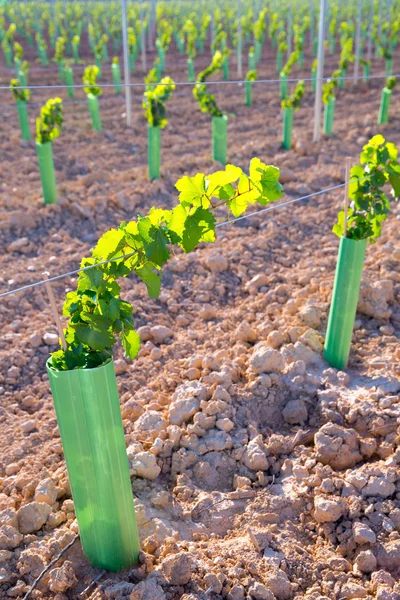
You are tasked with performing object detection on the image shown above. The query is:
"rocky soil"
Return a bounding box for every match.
[0,36,399,600]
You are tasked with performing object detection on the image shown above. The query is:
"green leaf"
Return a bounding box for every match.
[92,228,126,260]
[121,328,141,359]
[181,207,216,252]
[167,204,187,241]
[137,217,170,267]
[134,262,161,298]
[175,173,207,207]
[75,325,114,351]
[99,297,120,321]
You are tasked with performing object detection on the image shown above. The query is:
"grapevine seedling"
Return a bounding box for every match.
[193,51,225,117]
[36,98,63,144]
[50,158,283,371]
[143,77,175,128]
[333,135,400,242]
[10,78,30,103]
[83,65,102,96]
[281,80,305,110]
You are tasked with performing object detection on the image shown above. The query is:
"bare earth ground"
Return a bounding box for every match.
[0,37,399,600]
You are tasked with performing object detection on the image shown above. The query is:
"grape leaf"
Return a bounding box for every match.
[137,217,170,266]
[175,173,207,207]
[121,328,141,359]
[92,228,126,260]
[181,207,216,252]
[75,325,115,350]
[134,262,161,298]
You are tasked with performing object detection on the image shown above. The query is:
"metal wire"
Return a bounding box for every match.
[1,72,396,91]
[0,180,349,300]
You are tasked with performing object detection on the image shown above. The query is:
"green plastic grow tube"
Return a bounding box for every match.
[212,115,228,164]
[324,237,367,370]
[112,63,122,94]
[4,47,12,68]
[245,80,252,106]
[323,96,335,136]
[311,66,316,93]
[363,62,370,82]
[282,107,293,150]
[222,56,229,80]
[276,50,282,74]
[17,100,31,141]
[95,55,102,77]
[378,88,392,125]
[46,359,140,571]
[248,51,256,71]
[148,124,161,180]
[72,43,79,64]
[187,58,195,82]
[36,141,57,204]
[65,66,74,98]
[87,94,102,132]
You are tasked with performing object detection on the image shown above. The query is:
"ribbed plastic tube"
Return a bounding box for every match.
[245,80,252,106]
[323,96,335,136]
[212,115,228,164]
[17,100,31,141]
[378,88,392,125]
[87,94,102,132]
[148,125,161,180]
[47,359,140,572]
[36,141,57,204]
[324,237,367,370]
[65,67,74,98]
[112,64,122,94]
[282,107,293,150]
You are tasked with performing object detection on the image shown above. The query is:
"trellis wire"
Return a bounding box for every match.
[0,180,356,300]
[1,72,397,91]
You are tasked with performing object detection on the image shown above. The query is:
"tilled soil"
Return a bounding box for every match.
[0,38,399,600]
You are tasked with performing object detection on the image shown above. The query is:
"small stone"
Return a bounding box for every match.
[105,582,134,599]
[263,569,293,599]
[127,450,161,480]
[248,582,275,600]
[8,238,30,252]
[314,495,345,523]
[234,322,257,343]
[42,332,59,346]
[34,479,57,506]
[314,423,362,470]
[28,333,42,348]
[161,551,195,585]
[134,411,168,440]
[242,436,269,471]
[150,325,173,344]
[130,579,166,600]
[168,381,210,426]
[48,561,77,593]
[340,582,368,599]
[282,399,308,425]
[114,359,128,375]
[20,420,36,434]
[204,253,228,272]
[266,330,284,349]
[17,502,52,534]
[227,585,245,600]
[250,344,285,374]
[216,418,234,432]
[353,521,376,545]
[0,525,23,550]
[298,305,321,329]
[354,550,377,573]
